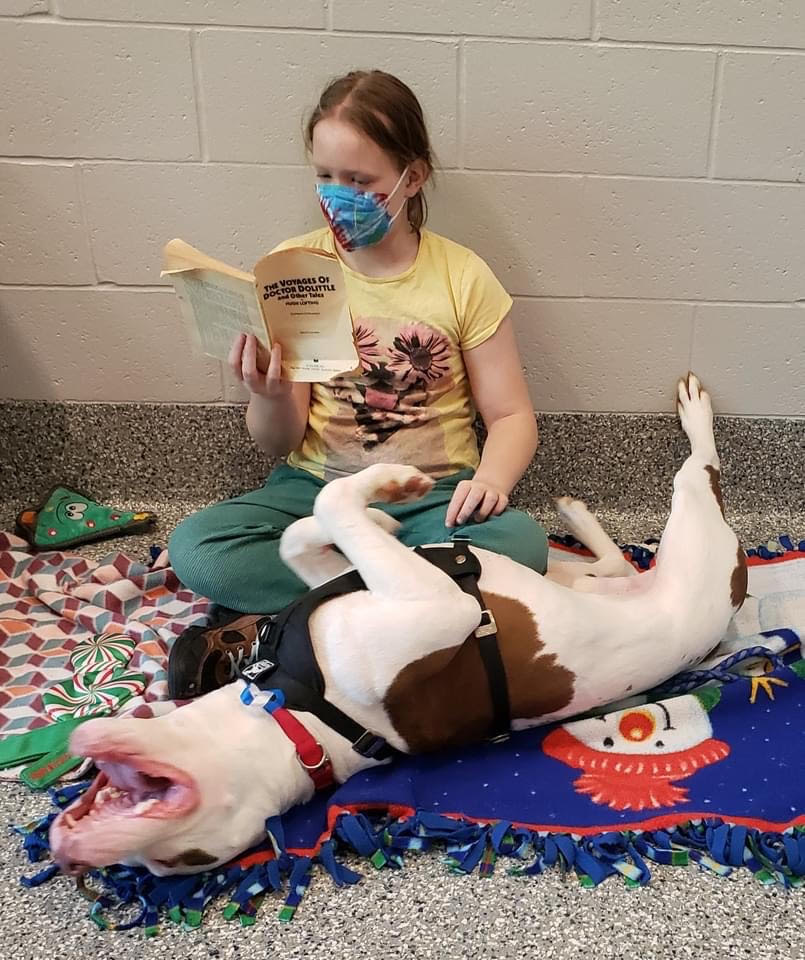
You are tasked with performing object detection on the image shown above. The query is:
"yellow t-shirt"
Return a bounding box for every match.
[273,227,512,481]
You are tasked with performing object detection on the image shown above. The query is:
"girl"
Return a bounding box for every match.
[168,70,547,699]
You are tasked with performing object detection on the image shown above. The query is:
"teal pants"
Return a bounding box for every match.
[169,464,548,613]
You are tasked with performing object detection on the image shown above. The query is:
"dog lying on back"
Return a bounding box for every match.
[50,374,745,876]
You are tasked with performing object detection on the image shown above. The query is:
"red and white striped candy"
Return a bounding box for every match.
[70,632,136,673]
[44,663,146,720]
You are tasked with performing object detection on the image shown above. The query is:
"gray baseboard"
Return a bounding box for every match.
[2,400,803,543]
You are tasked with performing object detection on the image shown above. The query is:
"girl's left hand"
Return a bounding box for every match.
[445,479,509,528]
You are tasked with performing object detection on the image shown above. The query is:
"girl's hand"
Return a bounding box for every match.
[228,334,291,401]
[445,478,509,528]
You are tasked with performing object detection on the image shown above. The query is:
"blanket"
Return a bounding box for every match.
[0,532,210,781]
[8,534,805,935]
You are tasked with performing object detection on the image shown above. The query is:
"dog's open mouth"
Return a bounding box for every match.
[51,753,199,874]
[71,760,196,820]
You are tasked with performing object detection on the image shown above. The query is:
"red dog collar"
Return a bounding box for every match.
[239,683,335,791]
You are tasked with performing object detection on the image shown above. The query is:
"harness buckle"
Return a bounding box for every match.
[239,682,285,714]
[256,616,276,644]
[475,609,497,639]
[352,730,391,759]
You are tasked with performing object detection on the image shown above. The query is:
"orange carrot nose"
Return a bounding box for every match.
[618,710,656,743]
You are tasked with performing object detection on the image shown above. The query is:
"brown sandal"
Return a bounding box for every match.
[167,612,271,699]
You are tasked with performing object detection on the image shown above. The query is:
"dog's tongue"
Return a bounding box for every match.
[97,760,195,813]
[98,761,147,794]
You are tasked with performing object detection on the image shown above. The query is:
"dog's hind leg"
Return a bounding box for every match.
[546,496,637,588]
[676,372,720,471]
[280,509,401,588]
[653,373,746,612]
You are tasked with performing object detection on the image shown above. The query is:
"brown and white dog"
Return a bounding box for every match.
[49,374,746,876]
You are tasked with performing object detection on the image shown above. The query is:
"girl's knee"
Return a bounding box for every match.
[167,507,229,590]
[474,509,548,574]
[169,509,211,561]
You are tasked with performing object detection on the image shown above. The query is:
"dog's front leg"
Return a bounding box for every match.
[280,509,401,588]
[309,465,483,704]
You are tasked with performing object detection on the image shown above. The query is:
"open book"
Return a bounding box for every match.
[161,239,360,382]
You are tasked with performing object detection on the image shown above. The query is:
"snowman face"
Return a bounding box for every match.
[564,698,713,756]
[542,693,729,811]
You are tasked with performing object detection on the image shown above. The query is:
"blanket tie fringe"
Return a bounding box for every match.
[13,766,805,934]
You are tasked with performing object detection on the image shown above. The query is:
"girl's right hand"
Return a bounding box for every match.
[228,333,291,401]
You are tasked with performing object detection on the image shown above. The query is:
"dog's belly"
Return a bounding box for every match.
[308,550,635,752]
[309,545,736,756]
[475,545,736,696]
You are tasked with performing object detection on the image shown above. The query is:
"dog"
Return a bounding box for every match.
[49,374,746,876]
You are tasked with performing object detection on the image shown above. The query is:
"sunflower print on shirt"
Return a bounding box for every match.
[329,320,454,452]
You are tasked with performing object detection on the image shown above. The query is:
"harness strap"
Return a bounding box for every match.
[242,539,511,774]
[415,539,512,742]
[476,619,512,743]
[241,663,399,764]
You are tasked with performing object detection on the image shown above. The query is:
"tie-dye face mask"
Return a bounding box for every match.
[315,167,409,251]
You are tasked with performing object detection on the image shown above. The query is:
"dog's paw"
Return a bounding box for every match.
[555,496,591,525]
[676,373,713,450]
[359,464,435,505]
[676,372,713,435]
[555,496,598,541]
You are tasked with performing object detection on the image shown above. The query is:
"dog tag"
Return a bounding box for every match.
[241,658,277,683]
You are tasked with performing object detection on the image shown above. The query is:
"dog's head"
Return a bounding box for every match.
[49,685,309,876]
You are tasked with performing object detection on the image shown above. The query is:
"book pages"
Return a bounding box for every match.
[168,269,267,362]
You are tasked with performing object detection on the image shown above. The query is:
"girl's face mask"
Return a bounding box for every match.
[315,167,409,251]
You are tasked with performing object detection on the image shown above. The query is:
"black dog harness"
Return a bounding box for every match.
[240,538,511,763]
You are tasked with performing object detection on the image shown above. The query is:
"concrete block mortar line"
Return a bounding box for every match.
[4,13,329,33]
[1,284,803,311]
[456,37,465,170]
[4,158,805,189]
[4,16,805,53]
[189,29,209,163]
[688,303,699,370]
[446,169,805,187]
[590,0,601,41]
[706,52,727,178]
[73,163,99,284]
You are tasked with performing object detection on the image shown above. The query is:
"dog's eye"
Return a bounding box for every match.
[603,737,614,747]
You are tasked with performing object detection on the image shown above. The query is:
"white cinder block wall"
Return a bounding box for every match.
[1,0,804,415]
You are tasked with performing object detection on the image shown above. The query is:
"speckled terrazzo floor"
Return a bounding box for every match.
[1,401,804,959]
[1,811,804,960]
